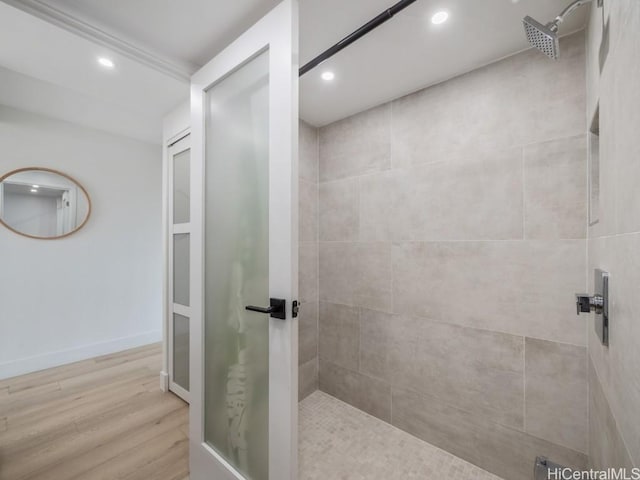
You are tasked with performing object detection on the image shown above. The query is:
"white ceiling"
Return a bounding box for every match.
[0,2,188,143]
[0,0,588,141]
[299,0,587,125]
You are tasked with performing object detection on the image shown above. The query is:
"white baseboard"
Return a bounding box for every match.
[0,330,163,380]
[159,371,169,392]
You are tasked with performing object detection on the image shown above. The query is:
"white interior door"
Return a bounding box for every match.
[190,1,298,479]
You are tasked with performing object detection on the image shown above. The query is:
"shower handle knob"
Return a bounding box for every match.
[575,293,604,315]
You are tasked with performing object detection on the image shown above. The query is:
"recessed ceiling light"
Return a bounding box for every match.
[98,57,115,69]
[32,185,39,188]
[431,11,449,25]
[30,188,38,193]
[321,71,335,81]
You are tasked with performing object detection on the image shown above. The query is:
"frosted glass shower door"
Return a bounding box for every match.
[190,1,298,480]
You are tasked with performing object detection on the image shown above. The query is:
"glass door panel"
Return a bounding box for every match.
[173,313,190,390]
[173,233,190,307]
[204,50,269,480]
[168,134,192,403]
[173,149,191,224]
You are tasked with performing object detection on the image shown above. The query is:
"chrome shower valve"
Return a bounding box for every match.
[575,269,610,346]
[575,293,604,315]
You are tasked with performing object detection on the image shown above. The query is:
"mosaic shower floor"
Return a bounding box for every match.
[299,391,502,480]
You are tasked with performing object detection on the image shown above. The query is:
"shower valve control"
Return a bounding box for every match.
[575,293,603,315]
[575,269,610,346]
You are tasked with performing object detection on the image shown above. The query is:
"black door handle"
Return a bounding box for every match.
[245,298,286,320]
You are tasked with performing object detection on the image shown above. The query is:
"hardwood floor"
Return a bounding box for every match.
[0,343,189,480]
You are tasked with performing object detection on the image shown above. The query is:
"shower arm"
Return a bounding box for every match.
[550,0,602,31]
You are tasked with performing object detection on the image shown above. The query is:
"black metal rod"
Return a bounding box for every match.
[299,0,418,77]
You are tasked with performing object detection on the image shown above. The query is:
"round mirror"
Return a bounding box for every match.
[0,168,91,239]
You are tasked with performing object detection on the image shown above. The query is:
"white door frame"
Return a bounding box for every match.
[167,133,192,403]
[189,0,299,479]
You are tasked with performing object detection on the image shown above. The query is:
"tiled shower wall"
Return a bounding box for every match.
[316,32,589,480]
[585,0,640,470]
[299,120,319,400]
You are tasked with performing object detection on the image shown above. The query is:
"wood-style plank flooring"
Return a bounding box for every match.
[0,343,189,480]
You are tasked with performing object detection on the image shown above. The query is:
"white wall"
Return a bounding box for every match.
[0,104,162,379]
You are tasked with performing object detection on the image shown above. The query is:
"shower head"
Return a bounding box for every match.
[523,0,600,60]
[523,16,560,60]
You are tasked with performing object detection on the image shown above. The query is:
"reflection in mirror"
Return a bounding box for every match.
[0,168,91,239]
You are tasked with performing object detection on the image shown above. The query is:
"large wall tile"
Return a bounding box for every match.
[319,242,391,312]
[319,178,359,241]
[392,388,587,480]
[611,7,640,235]
[298,121,318,401]
[589,359,634,470]
[299,178,318,243]
[299,358,318,401]
[360,309,524,428]
[360,146,523,241]
[319,104,391,182]
[299,242,318,304]
[525,338,588,453]
[609,233,640,463]
[319,360,391,422]
[392,240,587,345]
[299,120,318,183]
[524,136,588,239]
[391,32,585,168]
[319,302,359,371]
[354,242,392,311]
[319,242,358,306]
[299,301,318,366]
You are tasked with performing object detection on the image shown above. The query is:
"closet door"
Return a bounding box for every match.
[190,1,298,478]
[168,134,191,402]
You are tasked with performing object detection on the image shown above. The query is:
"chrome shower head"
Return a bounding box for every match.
[523,0,602,59]
[523,15,560,60]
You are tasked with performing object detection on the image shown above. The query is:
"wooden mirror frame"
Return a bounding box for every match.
[0,167,92,240]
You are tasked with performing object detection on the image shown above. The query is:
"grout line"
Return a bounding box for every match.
[357,175,362,243]
[523,339,527,433]
[319,299,588,348]
[588,231,640,239]
[317,133,588,186]
[315,126,320,389]
[356,307,361,374]
[521,145,526,240]
[317,238,587,244]
[388,101,393,170]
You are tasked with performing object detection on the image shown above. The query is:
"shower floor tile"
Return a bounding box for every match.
[299,391,502,480]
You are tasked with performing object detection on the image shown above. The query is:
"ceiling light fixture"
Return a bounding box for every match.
[321,71,335,81]
[431,11,449,25]
[32,185,39,188]
[98,57,115,69]
[30,188,38,193]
